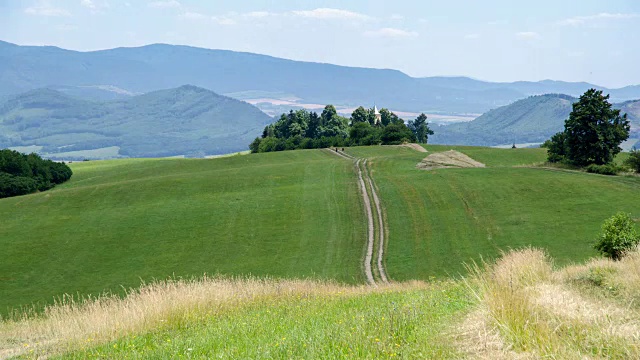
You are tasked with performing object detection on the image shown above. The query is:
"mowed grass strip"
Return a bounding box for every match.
[0,150,364,316]
[344,145,640,280]
[55,282,469,359]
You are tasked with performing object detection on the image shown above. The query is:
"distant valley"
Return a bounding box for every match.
[2,40,640,157]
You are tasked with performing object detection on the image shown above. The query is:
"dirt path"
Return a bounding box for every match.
[326,148,388,285]
[363,161,389,283]
[355,159,376,285]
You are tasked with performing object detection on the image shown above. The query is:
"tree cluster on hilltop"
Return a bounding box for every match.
[0,149,73,198]
[249,105,433,153]
[546,89,631,172]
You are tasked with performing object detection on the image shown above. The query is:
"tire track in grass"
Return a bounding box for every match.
[363,160,389,283]
[355,159,376,285]
[326,148,387,285]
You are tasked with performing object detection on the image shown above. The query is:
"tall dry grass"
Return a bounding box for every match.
[462,247,640,359]
[0,276,422,359]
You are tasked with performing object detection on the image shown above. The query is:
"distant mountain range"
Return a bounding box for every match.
[1,40,639,114]
[0,85,271,158]
[431,94,640,148]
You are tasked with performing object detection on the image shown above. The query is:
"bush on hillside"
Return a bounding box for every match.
[625,148,640,173]
[585,163,622,176]
[594,212,639,260]
[0,149,73,198]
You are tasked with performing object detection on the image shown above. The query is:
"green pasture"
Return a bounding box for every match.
[0,151,364,316]
[345,145,640,280]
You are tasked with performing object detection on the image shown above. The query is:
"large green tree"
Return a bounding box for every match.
[350,106,369,125]
[379,108,399,126]
[409,113,434,143]
[547,89,630,165]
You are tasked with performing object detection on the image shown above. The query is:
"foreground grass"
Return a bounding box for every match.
[463,247,640,359]
[344,145,640,280]
[0,278,470,359]
[0,150,364,316]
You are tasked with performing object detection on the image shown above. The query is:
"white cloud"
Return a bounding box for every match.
[364,28,418,38]
[515,31,541,40]
[558,12,639,26]
[25,1,71,16]
[81,0,110,12]
[390,14,404,20]
[244,11,273,18]
[179,11,206,20]
[148,0,180,9]
[291,8,372,21]
[212,16,236,25]
[464,33,480,39]
[57,23,78,31]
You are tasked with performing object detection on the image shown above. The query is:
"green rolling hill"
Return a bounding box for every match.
[0,150,364,315]
[0,85,272,158]
[1,145,639,317]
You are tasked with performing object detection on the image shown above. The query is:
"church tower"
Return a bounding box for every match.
[374,105,382,125]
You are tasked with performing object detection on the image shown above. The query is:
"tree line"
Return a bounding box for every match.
[249,105,433,153]
[0,149,73,198]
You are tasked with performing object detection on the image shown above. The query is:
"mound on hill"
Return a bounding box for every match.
[0,85,272,158]
[416,150,485,170]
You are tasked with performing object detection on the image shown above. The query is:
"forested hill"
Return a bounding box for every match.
[431,94,640,147]
[2,40,640,114]
[0,85,272,158]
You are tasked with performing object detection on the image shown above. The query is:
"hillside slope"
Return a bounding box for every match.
[0,85,272,158]
[432,95,640,146]
[2,40,639,114]
[0,151,364,315]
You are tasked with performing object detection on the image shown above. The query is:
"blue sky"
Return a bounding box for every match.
[1,0,639,87]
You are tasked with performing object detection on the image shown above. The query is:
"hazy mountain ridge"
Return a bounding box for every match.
[0,85,271,158]
[1,41,639,114]
[431,94,640,147]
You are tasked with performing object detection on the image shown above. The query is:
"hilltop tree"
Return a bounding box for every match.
[306,112,321,139]
[379,108,398,126]
[409,113,434,143]
[381,123,415,145]
[350,106,369,125]
[547,89,630,165]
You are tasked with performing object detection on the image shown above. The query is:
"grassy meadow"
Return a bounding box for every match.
[344,145,640,280]
[0,150,364,316]
[2,144,640,358]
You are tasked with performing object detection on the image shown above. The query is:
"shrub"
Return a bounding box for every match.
[585,163,621,176]
[625,147,640,173]
[594,212,639,260]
